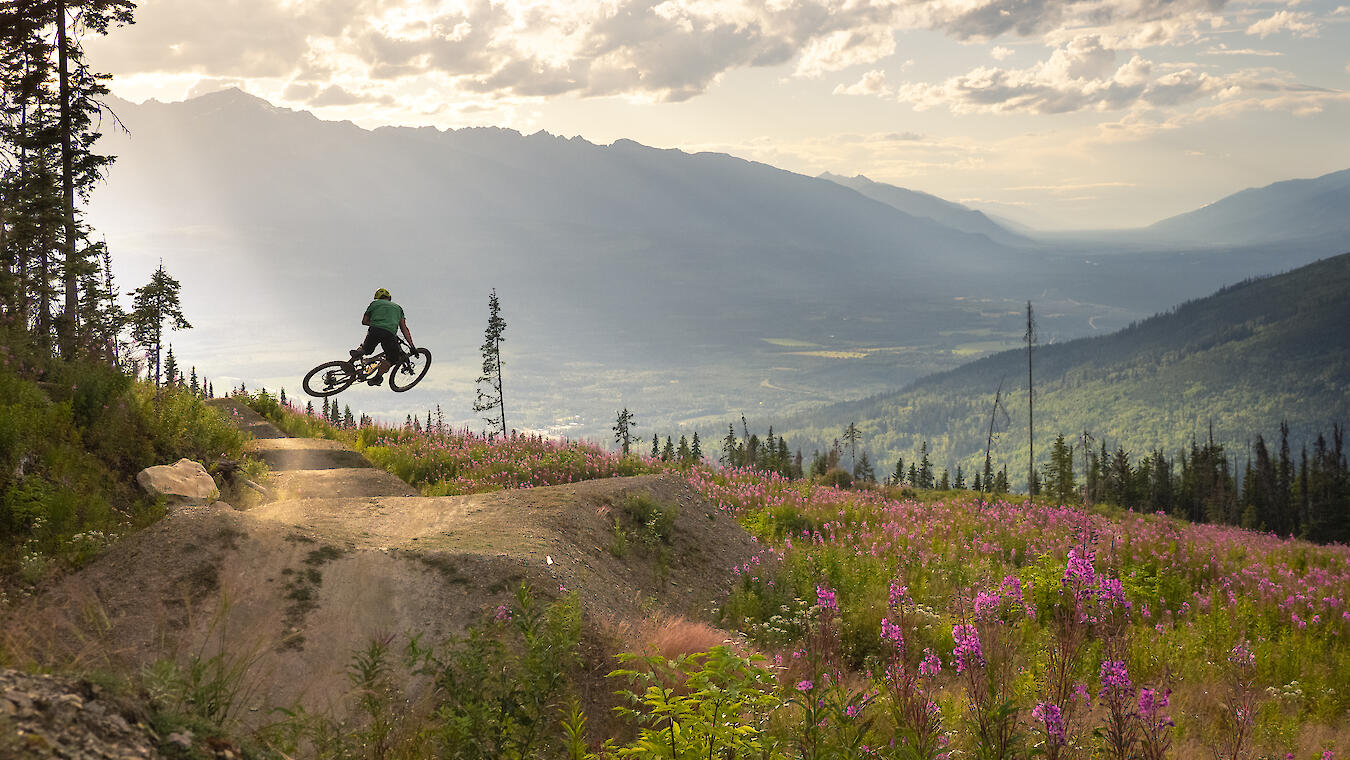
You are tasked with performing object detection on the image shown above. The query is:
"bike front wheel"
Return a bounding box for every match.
[389,348,432,392]
[303,360,358,397]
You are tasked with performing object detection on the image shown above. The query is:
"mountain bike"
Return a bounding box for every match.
[302,337,432,397]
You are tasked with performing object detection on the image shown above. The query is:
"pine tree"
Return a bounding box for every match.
[651,433,660,459]
[691,432,702,463]
[843,421,862,472]
[677,435,691,464]
[129,262,190,386]
[854,450,875,482]
[306,400,314,416]
[279,387,286,406]
[661,436,674,462]
[917,442,933,489]
[472,288,507,437]
[343,405,355,429]
[720,424,738,466]
[188,366,199,395]
[954,466,966,489]
[889,457,905,486]
[937,468,950,490]
[162,345,176,386]
[613,408,636,455]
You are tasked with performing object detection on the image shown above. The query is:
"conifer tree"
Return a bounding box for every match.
[473,288,507,438]
[720,424,738,466]
[162,345,176,386]
[843,421,862,472]
[854,450,875,482]
[613,407,636,455]
[889,457,905,486]
[662,436,674,462]
[651,433,660,459]
[994,466,1009,494]
[917,442,933,489]
[677,435,691,464]
[188,366,199,395]
[129,262,190,386]
[691,432,702,462]
[306,400,314,416]
[344,405,355,429]
[954,466,966,489]
[938,468,950,490]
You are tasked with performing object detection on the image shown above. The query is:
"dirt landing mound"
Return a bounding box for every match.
[22,463,757,723]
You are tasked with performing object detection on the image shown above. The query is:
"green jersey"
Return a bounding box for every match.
[364,299,405,333]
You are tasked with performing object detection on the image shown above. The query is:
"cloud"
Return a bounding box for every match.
[834,69,892,96]
[991,46,1015,61]
[1204,44,1283,56]
[896,35,1224,114]
[1245,11,1318,38]
[909,0,1229,43]
[88,0,1251,107]
[890,34,1341,115]
[309,84,396,107]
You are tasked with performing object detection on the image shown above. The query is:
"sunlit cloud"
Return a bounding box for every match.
[896,36,1226,114]
[1245,10,1318,38]
[88,0,1255,112]
[1204,44,1283,56]
[834,69,892,96]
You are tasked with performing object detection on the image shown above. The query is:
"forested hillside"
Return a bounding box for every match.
[779,252,1350,492]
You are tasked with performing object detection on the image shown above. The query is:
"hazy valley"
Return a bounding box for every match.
[89,89,1350,445]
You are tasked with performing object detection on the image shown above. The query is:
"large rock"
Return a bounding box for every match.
[135,459,219,505]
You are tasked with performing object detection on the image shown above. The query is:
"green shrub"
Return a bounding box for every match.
[0,359,247,581]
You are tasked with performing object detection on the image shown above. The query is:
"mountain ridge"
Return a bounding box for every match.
[777,252,1350,485]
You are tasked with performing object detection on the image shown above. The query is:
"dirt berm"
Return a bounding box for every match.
[15,400,763,723]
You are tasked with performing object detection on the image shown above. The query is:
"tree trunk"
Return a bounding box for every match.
[495,335,505,437]
[56,0,80,357]
[1026,301,1035,503]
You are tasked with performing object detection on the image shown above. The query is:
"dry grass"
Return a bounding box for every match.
[600,610,735,661]
[0,584,126,672]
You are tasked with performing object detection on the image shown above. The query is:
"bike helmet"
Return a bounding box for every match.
[374,288,391,300]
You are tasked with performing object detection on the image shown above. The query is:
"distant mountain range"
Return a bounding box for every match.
[1145,168,1350,246]
[817,172,1029,246]
[777,252,1350,485]
[88,88,1350,436]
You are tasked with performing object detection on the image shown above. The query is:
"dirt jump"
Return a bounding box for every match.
[13,399,763,725]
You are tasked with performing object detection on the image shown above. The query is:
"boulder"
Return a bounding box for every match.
[136,458,220,505]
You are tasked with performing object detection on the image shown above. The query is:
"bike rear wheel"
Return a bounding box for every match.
[389,348,432,392]
[303,360,358,397]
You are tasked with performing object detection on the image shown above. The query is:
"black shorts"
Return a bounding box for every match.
[360,326,402,362]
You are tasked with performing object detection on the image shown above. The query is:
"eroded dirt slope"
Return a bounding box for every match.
[14,399,760,722]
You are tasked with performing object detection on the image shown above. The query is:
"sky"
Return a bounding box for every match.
[85,0,1350,229]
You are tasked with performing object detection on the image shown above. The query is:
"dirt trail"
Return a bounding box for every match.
[19,397,761,724]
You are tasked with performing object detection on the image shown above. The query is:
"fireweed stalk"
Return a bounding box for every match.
[1037,538,1098,759]
[1136,685,1174,760]
[955,577,1029,760]
[1218,639,1261,760]
[882,581,947,760]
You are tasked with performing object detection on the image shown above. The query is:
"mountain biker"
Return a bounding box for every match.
[351,288,415,386]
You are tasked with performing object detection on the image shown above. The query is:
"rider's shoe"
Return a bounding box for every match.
[367,375,384,387]
[349,348,364,359]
